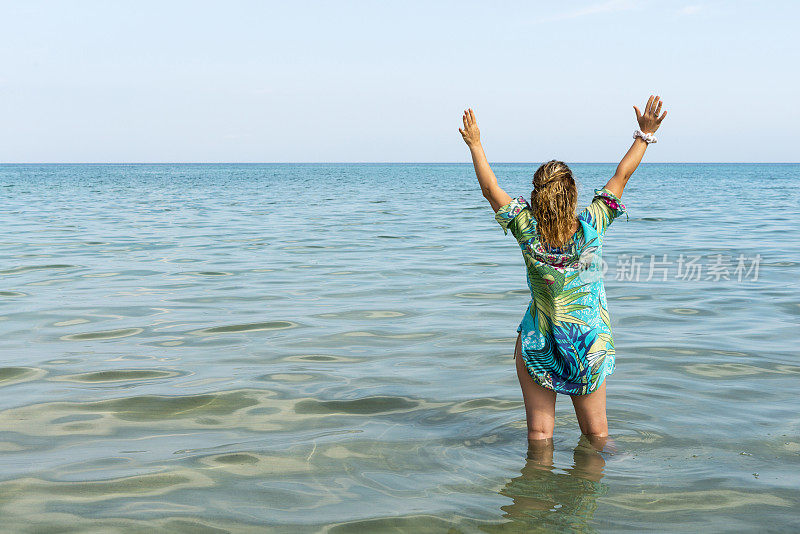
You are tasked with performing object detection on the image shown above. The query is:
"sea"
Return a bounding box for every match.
[0,163,798,532]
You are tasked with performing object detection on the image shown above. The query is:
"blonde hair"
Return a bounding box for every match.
[530,160,578,248]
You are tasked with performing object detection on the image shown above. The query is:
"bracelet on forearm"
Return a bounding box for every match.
[633,129,657,144]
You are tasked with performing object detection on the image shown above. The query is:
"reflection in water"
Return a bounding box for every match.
[497,435,612,532]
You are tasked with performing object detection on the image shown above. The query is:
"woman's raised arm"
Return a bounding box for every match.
[604,95,668,198]
[459,108,512,212]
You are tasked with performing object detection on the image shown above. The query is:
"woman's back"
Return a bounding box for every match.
[494,187,627,395]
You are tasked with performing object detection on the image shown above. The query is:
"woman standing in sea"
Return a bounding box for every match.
[459,96,667,447]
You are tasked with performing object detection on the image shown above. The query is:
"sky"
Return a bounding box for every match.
[1,0,798,163]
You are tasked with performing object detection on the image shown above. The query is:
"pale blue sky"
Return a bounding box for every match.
[1,1,797,162]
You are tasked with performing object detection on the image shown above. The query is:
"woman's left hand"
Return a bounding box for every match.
[459,108,481,148]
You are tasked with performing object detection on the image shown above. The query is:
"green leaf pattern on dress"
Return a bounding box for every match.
[494,188,626,395]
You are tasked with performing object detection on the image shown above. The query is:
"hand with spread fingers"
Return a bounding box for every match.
[633,95,668,134]
[459,108,481,148]
[604,94,669,198]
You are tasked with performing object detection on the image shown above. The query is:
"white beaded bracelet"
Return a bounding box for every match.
[633,129,658,144]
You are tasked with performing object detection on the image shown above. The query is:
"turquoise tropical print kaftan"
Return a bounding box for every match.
[494,188,627,395]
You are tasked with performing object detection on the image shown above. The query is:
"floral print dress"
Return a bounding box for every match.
[494,188,627,395]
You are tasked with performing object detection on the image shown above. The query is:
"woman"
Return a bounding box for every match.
[459,96,667,445]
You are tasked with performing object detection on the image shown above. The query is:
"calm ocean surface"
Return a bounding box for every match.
[0,163,798,532]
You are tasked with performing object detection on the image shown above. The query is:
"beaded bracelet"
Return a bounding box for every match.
[633,129,658,144]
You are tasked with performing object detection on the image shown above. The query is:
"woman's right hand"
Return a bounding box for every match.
[633,95,667,134]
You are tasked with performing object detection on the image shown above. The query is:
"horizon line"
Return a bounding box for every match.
[1,161,798,165]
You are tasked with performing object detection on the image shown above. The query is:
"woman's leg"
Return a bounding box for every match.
[570,379,609,441]
[515,332,557,441]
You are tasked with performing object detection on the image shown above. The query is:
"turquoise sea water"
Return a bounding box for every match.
[0,163,798,532]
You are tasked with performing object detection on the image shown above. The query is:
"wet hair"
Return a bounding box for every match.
[530,160,578,248]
